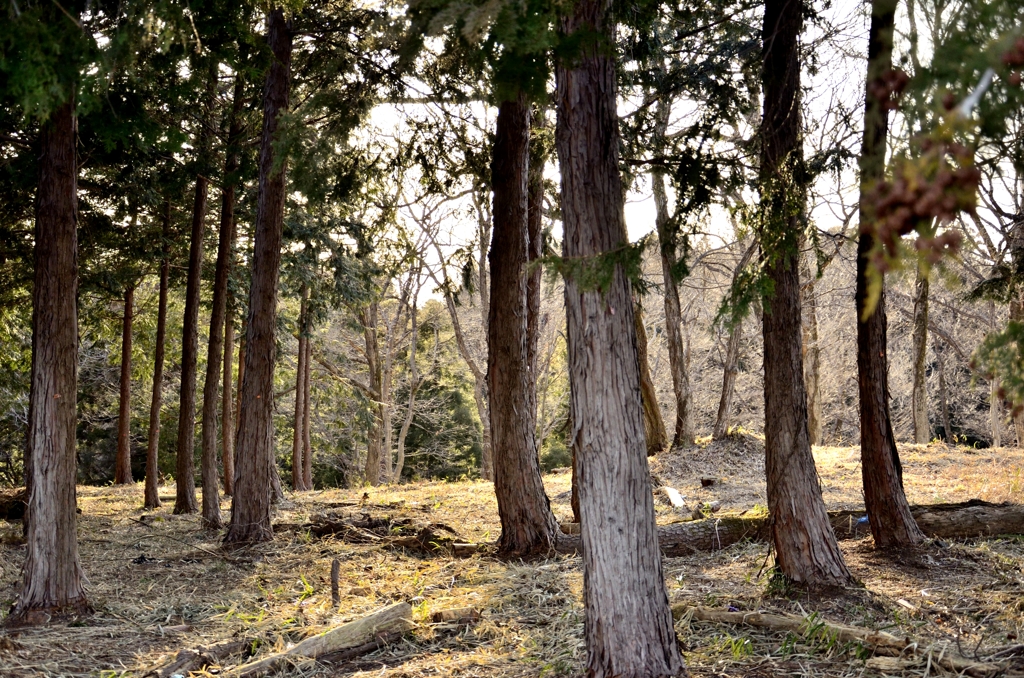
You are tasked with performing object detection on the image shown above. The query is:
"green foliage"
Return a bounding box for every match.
[973,321,1024,412]
[538,239,650,297]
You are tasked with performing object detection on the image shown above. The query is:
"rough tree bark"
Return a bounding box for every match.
[488,94,560,557]
[11,99,91,625]
[713,243,755,441]
[635,302,669,455]
[145,201,171,510]
[226,8,293,545]
[855,0,924,548]
[911,271,930,442]
[174,63,218,516]
[114,285,135,484]
[758,0,852,585]
[652,98,694,449]
[555,0,686,673]
[292,286,309,491]
[800,253,823,446]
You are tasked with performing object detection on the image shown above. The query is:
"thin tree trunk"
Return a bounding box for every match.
[441,292,492,480]
[635,302,669,455]
[226,8,293,545]
[991,377,1002,448]
[12,98,90,624]
[489,94,559,557]
[911,271,930,442]
[1013,296,1024,446]
[652,98,694,449]
[394,293,419,484]
[361,303,383,486]
[222,313,235,496]
[855,0,923,549]
[526,107,546,407]
[114,285,135,484]
[174,63,218,516]
[555,0,685,672]
[292,287,308,491]
[937,344,952,440]
[145,201,171,510]
[801,253,823,446]
[302,334,313,489]
[759,0,851,585]
[713,243,755,441]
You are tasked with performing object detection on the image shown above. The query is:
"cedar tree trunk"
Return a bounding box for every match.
[222,313,235,496]
[911,271,930,442]
[114,285,134,484]
[555,0,686,674]
[226,8,293,544]
[526,107,546,399]
[11,99,90,624]
[759,0,852,585]
[145,202,171,510]
[489,94,559,557]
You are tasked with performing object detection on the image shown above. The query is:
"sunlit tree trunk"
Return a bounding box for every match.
[759,0,851,585]
[12,99,90,624]
[556,0,686,672]
[226,8,293,544]
[911,271,930,443]
[635,302,668,454]
[114,285,134,484]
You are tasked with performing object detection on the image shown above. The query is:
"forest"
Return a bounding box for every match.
[1,0,1024,676]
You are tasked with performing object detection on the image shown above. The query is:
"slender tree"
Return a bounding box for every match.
[758,0,851,585]
[856,0,925,548]
[292,285,309,491]
[635,301,669,454]
[226,8,294,544]
[911,271,930,442]
[555,0,686,673]
[114,285,135,484]
[145,201,171,510]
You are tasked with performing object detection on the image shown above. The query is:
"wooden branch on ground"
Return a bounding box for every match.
[229,602,413,678]
[143,638,253,678]
[672,605,1006,677]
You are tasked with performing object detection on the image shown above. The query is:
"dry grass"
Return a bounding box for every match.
[0,440,1022,677]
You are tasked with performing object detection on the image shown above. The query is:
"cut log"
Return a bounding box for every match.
[229,602,413,678]
[671,605,1005,677]
[143,639,252,678]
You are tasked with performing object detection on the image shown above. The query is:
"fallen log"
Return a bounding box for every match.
[143,638,252,678]
[672,605,1006,677]
[229,602,413,678]
[555,501,1024,555]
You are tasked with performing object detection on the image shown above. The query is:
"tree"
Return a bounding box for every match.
[555,0,685,673]
[757,0,851,586]
[855,0,925,548]
[292,284,310,491]
[144,202,171,509]
[113,284,135,484]
[226,7,293,544]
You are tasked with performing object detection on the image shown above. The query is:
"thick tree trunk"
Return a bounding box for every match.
[854,0,924,549]
[145,202,171,510]
[302,335,313,489]
[12,99,90,624]
[801,254,823,446]
[759,0,851,585]
[226,8,293,545]
[489,95,559,557]
[652,100,694,449]
[911,271,930,442]
[292,287,308,491]
[555,0,686,673]
[114,285,135,484]
[635,302,669,455]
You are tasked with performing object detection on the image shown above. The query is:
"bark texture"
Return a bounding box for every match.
[488,95,559,557]
[12,99,90,624]
[635,302,669,454]
[145,202,171,510]
[759,0,851,586]
[801,254,823,446]
[556,0,686,673]
[911,271,930,442]
[855,0,924,548]
[226,8,292,544]
[114,285,134,484]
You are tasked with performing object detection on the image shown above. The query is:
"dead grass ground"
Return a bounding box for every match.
[0,439,1022,678]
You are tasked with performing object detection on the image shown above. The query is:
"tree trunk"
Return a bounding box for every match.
[361,302,383,486]
[854,0,924,549]
[911,271,930,442]
[801,253,823,446]
[114,285,135,485]
[1013,299,1024,446]
[759,0,851,585]
[991,377,1002,448]
[635,302,669,455]
[292,287,308,491]
[713,243,755,441]
[145,201,171,510]
[526,107,546,410]
[222,314,235,496]
[394,291,419,483]
[302,335,313,488]
[174,63,218,516]
[226,8,293,545]
[488,94,559,557]
[937,344,952,440]
[12,99,90,624]
[555,0,686,673]
[652,99,694,449]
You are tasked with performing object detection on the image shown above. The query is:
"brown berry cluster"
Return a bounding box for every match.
[863,136,978,272]
[1004,36,1024,86]
[867,68,911,111]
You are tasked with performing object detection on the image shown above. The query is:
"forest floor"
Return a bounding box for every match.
[1,435,1024,677]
